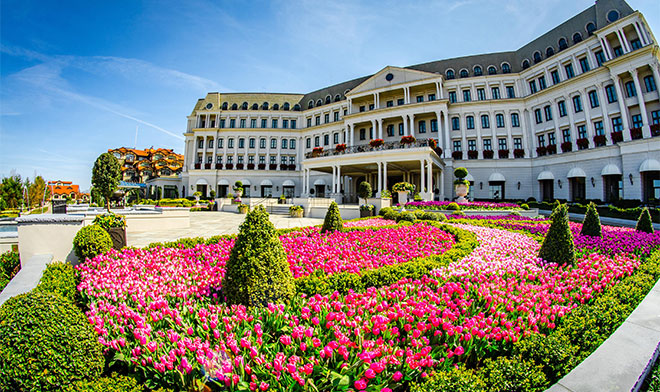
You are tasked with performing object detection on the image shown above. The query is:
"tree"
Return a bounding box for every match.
[222,206,294,307]
[90,187,104,206]
[636,208,654,233]
[357,181,372,205]
[580,202,602,237]
[321,201,343,233]
[27,176,48,208]
[0,175,24,209]
[91,153,121,212]
[538,203,575,265]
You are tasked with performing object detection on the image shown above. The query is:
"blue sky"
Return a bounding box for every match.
[1,0,658,191]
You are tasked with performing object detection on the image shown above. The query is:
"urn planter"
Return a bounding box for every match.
[107,227,126,251]
[455,184,469,203]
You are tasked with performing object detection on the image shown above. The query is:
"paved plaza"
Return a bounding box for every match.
[126,211,323,248]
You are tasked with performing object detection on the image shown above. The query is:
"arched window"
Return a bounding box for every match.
[272,104,279,110]
[573,32,582,44]
[231,103,238,110]
[522,60,530,69]
[334,94,341,102]
[546,47,555,57]
[261,102,269,110]
[446,69,455,79]
[459,69,469,78]
[502,63,511,73]
[241,102,248,110]
[474,66,483,76]
[586,22,596,36]
[308,100,314,109]
[316,99,323,107]
[487,66,497,75]
[293,104,301,111]
[325,95,331,104]
[221,102,228,110]
[283,102,290,110]
[558,38,568,50]
[533,51,542,64]
[251,103,259,110]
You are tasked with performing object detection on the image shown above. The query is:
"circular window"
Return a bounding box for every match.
[607,10,619,22]
[385,73,394,81]
[205,103,213,110]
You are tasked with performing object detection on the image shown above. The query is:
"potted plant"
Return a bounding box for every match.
[498,149,509,158]
[204,163,212,169]
[360,204,375,218]
[483,150,494,159]
[536,146,547,156]
[289,205,304,218]
[335,143,347,153]
[236,163,244,170]
[237,203,249,214]
[380,189,392,199]
[312,147,324,157]
[280,163,288,170]
[561,141,572,153]
[593,134,606,147]
[576,138,589,149]
[225,163,234,169]
[247,163,255,170]
[215,163,223,170]
[429,139,443,156]
[288,164,296,170]
[209,190,216,199]
[611,131,624,143]
[630,127,643,140]
[467,150,478,159]
[358,181,372,206]
[269,163,277,170]
[92,213,126,250]
[258,163,266,170]
[513,148,525,158]
[370,139,384,148]
[193,191,202,206]
[400,135,416,145]
[452,151,463,160]
[546,144,557,155]
[392,182,414,205]
[233,181,244,199]
[278,194,287,204]
[194,163,201,169]
[651,123,660,137]
[453,167,470,203]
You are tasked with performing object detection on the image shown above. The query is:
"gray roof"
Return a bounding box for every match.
[295,0,634,109]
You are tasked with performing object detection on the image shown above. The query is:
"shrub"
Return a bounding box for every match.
[34,262,81,305]
[581,202,602,237]
[538,203,575,265]
[446,202,460,210]
[637,207,654,233]
[0,251,19,278]
[411,366,486,392]
[222,206,295,307]
[92,213,126,230]
[63,373,143,392]
[396,211,416,222]
[454,167,468,179]
[72,224,112,261]
[357,181,372,204]
[0,292,104,391]
[521,203,529,210]
[321,202,343,233]
[480,356,547,392]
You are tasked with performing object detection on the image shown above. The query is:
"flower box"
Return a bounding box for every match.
[483,150,494,159]
[269,163,277,170]
[312,147,324,157]
[215,163,223,170]
[561,141,572,153]
[400,135,416,144]
[452,151,463,160]
[236,163,244,170]
[467,150,478,159]
[611,131,623,143]
[225,163,234,169]
[280,163,288,170]
[204,163,212,169]
[369,139,384,148]
[630,127,643,140]
[288,164,296,171]
[651,123,660,137]
[498,149,509,158]
[576,138,589,149]
[335,143,347,153]
[546,144,557,155]
[194,163,201,169]
[536,146,547,156]
[513,149,525,158]
[247,163,255,170]
[593,134,607,147]
[258,163,266,170]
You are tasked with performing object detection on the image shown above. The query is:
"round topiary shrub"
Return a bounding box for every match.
[396,211,416,222]
[521,203,529,210]
[222,206,295,307]
[446,202,460,211]
[421,211,438,221]
[73,224,112,261]
[580,202,602,237]
[636,207,654,233]
[539,203,575,265]
[454,167,468,179]
[0,292,104,391]
[321,201,343,233]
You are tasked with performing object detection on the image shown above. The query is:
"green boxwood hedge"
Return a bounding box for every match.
[73,224,112,261]
[34,261,81,306]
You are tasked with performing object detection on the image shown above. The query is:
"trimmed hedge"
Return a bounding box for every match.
[73,224,112,261]
[580,201,602,237]
[0,251,19,293]
[63,373,143,392]
[538,204,575,265]
[321,202,343,233]
[530,200,660,223]
[637,207,655,233]
[34,261,81,305]
[0,291,104,391]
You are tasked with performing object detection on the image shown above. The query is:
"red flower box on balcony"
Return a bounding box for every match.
[452,151,463,160]
[247,163,255,170]
[498,149,509,158]
[258,163,266,170]
[651,124,660,137]
[593,134,607,147]
[204,163,212,169]
[483,150,494,159]
[215,163,223,170]
[467,150,478,159]
[611,131,623,143]
[269,163,277,170]
[288,164,296,170]
[547,144,557,155]
[225,163,234,169]
[335,143,347,152]
[236,163,244,170]
[400,135,416,144]
[630,127,643,140]
[536,146,547,156]
[280,163,288,170]
[561,142,572,153]
[514,149,525,158]
[312,147,324,157]
[576,138,589,149]
[369,139,384,148]
[194,163,201,169]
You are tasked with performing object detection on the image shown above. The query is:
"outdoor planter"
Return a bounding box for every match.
[483,150,494,159]
[236,163,244,170]
[400,135,415,145]
[396,191,409,204]
[237,204,248,214]
[513,149,525,158]
[467,150,478,159]
[546,144,557,155]
[204,163,212,169]
[593,134,607,147]
[561,142,572,153]
[288,164,296,170]
[247,163,255,170]
[454,184,468,202]
[269,164,277,170]
[611,131,623,143]
[225,163,234,169]
[335,144,347,153]
[652,124,660,137]
[280,164,288,170]
[258,163,266,170]
[370,139,384,148]
[498,149,509,158]
[289,208,303,218]
[452,151,463,160]
[312,147,324,157]
[630,127,643,140]
[215,163,223,169]
[194,163,201,169]
[359,208,374,218]
[106,227,126,250]
[576,138,589,149]
[536,146,547,156]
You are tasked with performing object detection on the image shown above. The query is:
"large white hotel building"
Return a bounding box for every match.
[181,0,659,204]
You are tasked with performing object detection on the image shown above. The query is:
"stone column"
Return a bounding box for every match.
[440,169,445,200]
[409,114,415,137]
[377,118,383,139]
[611,73,632,141]
[383,161,388,191]
[443,111,451,159]
[336,165,341,193]
[630,69,651,138]
[377,162,382,193]
[426,159,432,193]
[581,89,595,141]
[600,83,613,144]
[420,160,425,193]
[403,115,409,136]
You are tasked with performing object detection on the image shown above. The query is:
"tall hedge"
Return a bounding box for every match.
[580,202,602,237]
[637,207,654,233]
[0,292,104,391]
[539,203,575,265]
[321,201,343,233]
[222,206,295,307]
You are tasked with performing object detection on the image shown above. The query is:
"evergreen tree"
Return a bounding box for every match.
[636,207,654,233]
[580,202,602,237]
[91,153,121,212]
[222,206,294,307]
[539,203,575,265]
[321,201,343,233]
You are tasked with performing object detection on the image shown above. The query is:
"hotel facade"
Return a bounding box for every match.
[181,0,660,204]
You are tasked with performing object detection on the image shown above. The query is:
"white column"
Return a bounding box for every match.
[631,69,651,138]
[336,165,341,193]
[420,160,425,193]
[403,115,409,136]
[383,161,388,191]
[377,118,383,139]
[651,64,660,98]
[348,124,354,147]
[490,111,498,159]
[581,89,595,142]
[564,96,578,151]
[440,169,445,200]
[443,111,451,159]
[634,21,649,45]
[377,162,383,193]
[426,159,432,193]
[505,110,513,158]
[404,87,410,104]
[611,73,632,141]
[523,109,534,157]
[618,29,631,53]
[435,82,440,99]
[409,114,415,137]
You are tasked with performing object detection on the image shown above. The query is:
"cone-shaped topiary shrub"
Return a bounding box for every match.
[222,205,295,307]
[73,224,112,261]
[321,201,343,233]
[539,203,575,265]
[580,202,602,237]
[0,291,104,391]
[636,207,654,233]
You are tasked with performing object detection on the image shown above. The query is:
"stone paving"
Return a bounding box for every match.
[126,211,324,248]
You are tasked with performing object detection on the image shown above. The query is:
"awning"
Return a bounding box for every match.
[465,174,474,182]
[537,171,554,180]
[314,179,326,186]
[217,179,229,185]
[282,180,295,186]
[195,178,209,185]
[488,172,505,182]
[567,168,586,178]
[639,159,660,172]
[240,179,251,186]
[601,164,622,176]
[260,179,273,186]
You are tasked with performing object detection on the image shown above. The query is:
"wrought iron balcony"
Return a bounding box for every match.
[304,138,441,159]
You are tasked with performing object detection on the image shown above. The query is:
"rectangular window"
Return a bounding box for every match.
[538,76,547,90]
[537,135,545,147]
[562,129,571,143]
[237,155,244,164]
[452,117,460,131]
[466,116,475,130]
[208,139,213,149]
[612,117,623,132]
[477,88,486,101]
[565,63,575,79]
[306,118,312,128]
[369,127,373,139]
[551,70,560,85]
[239,119,246,128]
[315,116,320,126]
[249,138,255,148]
[625,81,637,97]
[468,140,477,151]
[496,113,505,128]
[397,98,405,105]
[248,156,254,164]
[463,90,471,102]
[359,106,365,113]
[544,106,553,121]
[227,156,233,164]
[281,156,287,165]
[250,119,257,128]
[270,139,277,149]
[594,121,604,136]
[631,39,642,50]
[399,123,404,135]
[614,46,623,57]
[653,110,660,125]
[324,113,330,123]
[228,138,234,148]
[386,100,393,107]
[281,139,288,149]
[259,155,265,164]
[324,134,330,146]
[491,87,501,99]
[269,156,275,164]
[416,95,424,103]
[572,95,583,113]
[289,156,295,165]
[260,138,266,149]
[360,129,366,140]
[529,80,538,94]
[219,119,226,128]
[579,57,590,73]
[632,114,643,128]
[595,50,606,67]
[588,90,600,108]
[514,137,522,150]
[369,104,374,110]
[428,94,436,101]
[578,125,587,139]
[481,115,490,128]
[272,119,278,128]
[418,121,427,133]
[314,136,320,147]
[483,139,492,151]
[511,113,520,127]
[217,155,222,164]
[291,120,296,129]
[644,75,657,92]
[431,119,438,132]
[229,119,236,128]
[333,133,339,144]
[282,119,289,129]
[506,86,515,98]
[535,109,543,124]
[334,112,340,121]
[453,140,462,152]
[548,132,556,146]
[448,91,457,103]
[386,124,394,137]
[262,119,268,128]
[498,138,507,150]
[605,85,617,103]
[218,138,224,148]
[290,139,296,149]
[306,138,310,148]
